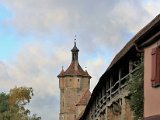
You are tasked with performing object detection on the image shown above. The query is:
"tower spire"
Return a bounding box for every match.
[71,36,79,61]
[58,37,91,120]
[57,66,65,77]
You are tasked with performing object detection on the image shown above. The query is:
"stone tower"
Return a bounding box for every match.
[58,41,91,120]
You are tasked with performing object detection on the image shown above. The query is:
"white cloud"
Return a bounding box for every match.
[85,57,106,91]
[1,0,159,50]
[0,41,70,119]
[142,0,160,17]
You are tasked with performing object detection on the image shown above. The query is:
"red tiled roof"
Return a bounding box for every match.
[58,42,91,78]
[63,62,91,77]
[64,62,84,75]
[76,90,91,106]
[57,68,65,77]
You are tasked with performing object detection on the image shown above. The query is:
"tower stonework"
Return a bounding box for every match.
[58,42,91,120]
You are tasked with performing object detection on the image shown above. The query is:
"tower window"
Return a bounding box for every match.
[151,46,160,87]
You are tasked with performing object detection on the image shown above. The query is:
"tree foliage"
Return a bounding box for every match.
[0,87,41,120]
[128,62,144,120]
[9,87,33,106]
[0,93,9,113]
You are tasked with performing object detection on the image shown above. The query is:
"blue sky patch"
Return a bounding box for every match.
[0,4,13,20]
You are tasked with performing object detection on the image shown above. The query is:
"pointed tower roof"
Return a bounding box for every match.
[57,66,65,77]
[63,41,91,77]
[64,62,87,76]
[71,42,79,52]
[58,39,91,78]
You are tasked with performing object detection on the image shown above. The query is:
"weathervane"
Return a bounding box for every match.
[74,35,77,44]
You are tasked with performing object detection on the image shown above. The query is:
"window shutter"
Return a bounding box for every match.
[151,47,160,87]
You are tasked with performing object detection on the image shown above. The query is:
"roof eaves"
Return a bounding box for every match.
[80,14,160,120]
[135,14,160,46]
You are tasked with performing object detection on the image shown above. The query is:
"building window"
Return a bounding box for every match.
[151,46,160,87]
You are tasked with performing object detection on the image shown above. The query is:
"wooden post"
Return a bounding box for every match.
[110,76,112,99]
[106,78,109,95]
[129,59,133,80]
[118,68,122,93]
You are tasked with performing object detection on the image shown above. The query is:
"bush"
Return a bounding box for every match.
[128,63,144,120]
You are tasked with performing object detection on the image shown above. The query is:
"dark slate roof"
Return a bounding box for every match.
[135,14,160,48]
[107,14,160,71]
[107,37,136,71]
[80,14,160,120]
[71,42,79,52]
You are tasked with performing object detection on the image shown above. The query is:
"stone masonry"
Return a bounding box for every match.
[58,42,91,120]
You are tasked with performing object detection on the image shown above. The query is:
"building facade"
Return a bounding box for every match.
[79,14,160,120]
[80,38,141,120]
[135,14,160,120]
[58,42,91,120]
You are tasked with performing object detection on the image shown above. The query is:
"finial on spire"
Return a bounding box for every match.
[71,35,79,53]
[74,35,77,45]
[62,66,64,70]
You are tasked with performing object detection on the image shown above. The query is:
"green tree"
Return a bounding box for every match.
[9,87,33,106]
[128,62,144,120]
[0,87,41,120]
[0,93,9,113]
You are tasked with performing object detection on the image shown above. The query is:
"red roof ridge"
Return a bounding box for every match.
[63,61,91,77]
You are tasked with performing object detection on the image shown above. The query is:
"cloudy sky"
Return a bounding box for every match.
[0,0,159,119]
